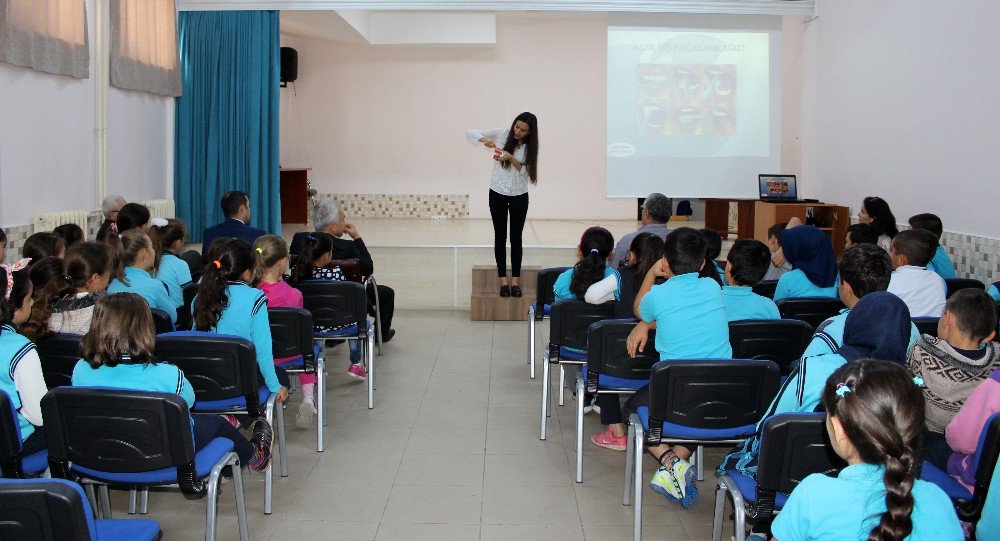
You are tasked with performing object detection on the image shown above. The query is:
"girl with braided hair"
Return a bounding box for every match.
[771,359,962,541]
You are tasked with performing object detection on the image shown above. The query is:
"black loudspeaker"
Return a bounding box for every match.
[280,47,298,85]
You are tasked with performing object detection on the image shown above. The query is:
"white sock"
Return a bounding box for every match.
[301,383,315,404]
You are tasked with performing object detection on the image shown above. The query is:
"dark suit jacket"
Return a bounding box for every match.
[201,218,268,251]
[290,232,374,276]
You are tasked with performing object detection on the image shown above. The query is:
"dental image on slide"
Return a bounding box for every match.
[637,64,736,136]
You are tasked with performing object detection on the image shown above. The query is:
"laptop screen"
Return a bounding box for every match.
[759,175,797,200]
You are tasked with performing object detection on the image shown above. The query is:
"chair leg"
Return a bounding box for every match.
[540,348,550,440]
[84,483,99,517]
[371,278,384,357]
[128,488,137,514]
[278,393,288,478]
[230,456,249,541]
[140,487,149,514]
[263,396,276,515]
[527,305,535,377]
[367,328,375,409]
[206,471,219,541]
[98,484,112,519]
[558,365,565,406]
[624,422,635,506]
[317,356,326,452]
[633,421,644,541]
[575,374,585,483]
[696,444,705,481]
[728,478,748,541]
[712,481,727,541]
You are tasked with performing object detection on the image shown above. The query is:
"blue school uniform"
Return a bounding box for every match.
[721,286,780,321]
[71,358,195,410]
[638,272,732,360]
[988,282,1000,302]
[552,267,621,302]
[108,266,177,322]
[156,253,193,309]
[926,245,957,280]
[801,308,921,359]
[713,261,726,283]
[194,282,281,393]
[773,269,839,301]
[772,463,963,541]
[0,325,39,440]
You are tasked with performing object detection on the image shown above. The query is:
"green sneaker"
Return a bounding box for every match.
[672,458,699,509]
[649,464,683,503]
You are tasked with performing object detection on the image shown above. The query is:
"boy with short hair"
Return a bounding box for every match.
[909,289,1000,434]
[722,239,780,321]
[909,213,956,279]
[845,223,878,248]
[887,229,947,316]
[762,222,792,281]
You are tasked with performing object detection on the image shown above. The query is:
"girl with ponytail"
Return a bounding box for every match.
[106,229,176,323]
[553,226,621,303]
[193,238,289,402]
[152,219,192,308]
[21,242,110,340]
[771,359,963,541]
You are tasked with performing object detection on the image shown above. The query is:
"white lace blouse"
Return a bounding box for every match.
[466,128,531,196]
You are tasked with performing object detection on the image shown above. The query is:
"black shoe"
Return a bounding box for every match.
[380,328,396,343]
[500,285,511,297]
[511,285,522,297]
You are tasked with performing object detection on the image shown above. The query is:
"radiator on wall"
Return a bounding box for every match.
[33,211,89,233]
[141,199,175,219]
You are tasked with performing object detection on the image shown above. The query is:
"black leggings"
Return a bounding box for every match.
[489,189,529,277]
[193,415,254,466]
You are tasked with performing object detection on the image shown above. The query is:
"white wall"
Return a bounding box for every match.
[0,1,172,228]
[800,1,1000,238]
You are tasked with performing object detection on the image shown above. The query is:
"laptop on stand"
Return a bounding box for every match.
[758,174,801,203]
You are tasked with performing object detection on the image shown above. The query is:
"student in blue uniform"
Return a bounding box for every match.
[721,239,780,321]
[152,219,193,309]
[193,238,289,402]
[106,229,176,322]
[771,360,963,541]
[773,225,839,301]
[72,293,272,471]
[699,228,727,285]
[0,259,48,455]
[553,226,621,303]
[909,213,956,280]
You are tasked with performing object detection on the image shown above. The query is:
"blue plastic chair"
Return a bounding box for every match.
[625,359,780,541]
[269,307,324,453]
[912,316,940,338]
[0,389,47,478]
[921,412,1000,528]
[154,332,286,515]
[0,477,160,540]
[35,333,84,389]
[712,412,844,541]
[41,387,247,541]
[527,266,570,379]
[775,297,846,329]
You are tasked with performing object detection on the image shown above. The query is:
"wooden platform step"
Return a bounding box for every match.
[471,265,539,321]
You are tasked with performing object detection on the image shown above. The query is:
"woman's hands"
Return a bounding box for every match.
[626,321,651,357]
[276,386,289,403]
[479,137,496,149]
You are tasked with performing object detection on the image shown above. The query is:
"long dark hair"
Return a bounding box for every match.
[104,229,151,287]
[194,238,255,331]
[289,233,332,287]
[115,203,151,234]
[822,360,924,541]
[863,196,899,239]
[569,227,614,299]
[500,112,539,184]
[0,266,32,327]
[21,242,110,341]
[628,233,664,292]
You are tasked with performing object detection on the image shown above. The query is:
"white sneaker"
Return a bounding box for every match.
[295,401,315,429]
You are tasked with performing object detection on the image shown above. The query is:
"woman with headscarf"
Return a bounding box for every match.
[772,225,839,301]
[718,292,912,479]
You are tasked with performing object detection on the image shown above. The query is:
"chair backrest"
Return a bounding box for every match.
[268,307,315,369]
[154,332,261,414]
[548,299,616,353]
[946,278,986,299]
[646,359,780,443]
[752,412,845,519]
[327,259,363,283]
[151,308,174,334]
[0,390,26,479]
[728,319,815,375]
[959,412,1000,523]
[585,320,658,393]
[776,298,846,328]
[535,267,570,312]
[752,280,778,299]
[35,334,83,390]
[0,478,95,540]
[298,280,368,334]
[175,282,200,331]
[41,388,205,494]
[912,317,940,338]
[179,249,203,281]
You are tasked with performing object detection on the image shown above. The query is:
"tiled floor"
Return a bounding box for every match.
[109,309,735,540]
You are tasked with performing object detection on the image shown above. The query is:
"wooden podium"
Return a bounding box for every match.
[705,199,850,257]
[279,168,310,224]
[471,265,538,321]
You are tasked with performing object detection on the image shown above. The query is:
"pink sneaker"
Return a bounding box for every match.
[347,363,367,380]
[591,428,627,451]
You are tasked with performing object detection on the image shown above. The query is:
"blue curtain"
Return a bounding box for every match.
[174,11,280,243]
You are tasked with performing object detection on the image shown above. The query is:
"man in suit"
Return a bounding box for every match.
[292,199,396,342]
[202,191,268,251]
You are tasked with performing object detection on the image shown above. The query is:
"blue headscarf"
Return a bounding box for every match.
[838,291,911,364]
[780,225,838,288]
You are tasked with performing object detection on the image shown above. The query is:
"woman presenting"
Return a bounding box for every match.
[466,112,539,297]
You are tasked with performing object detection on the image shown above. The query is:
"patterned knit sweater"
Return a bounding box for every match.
[908,335,1000,433]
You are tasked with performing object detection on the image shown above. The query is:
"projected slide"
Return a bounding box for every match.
[607,27,780,198]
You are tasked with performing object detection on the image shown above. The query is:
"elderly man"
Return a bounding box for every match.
[292,200,396,342]
[95,194,126,241]
[609,193,672,269]
[201,191,268,251]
